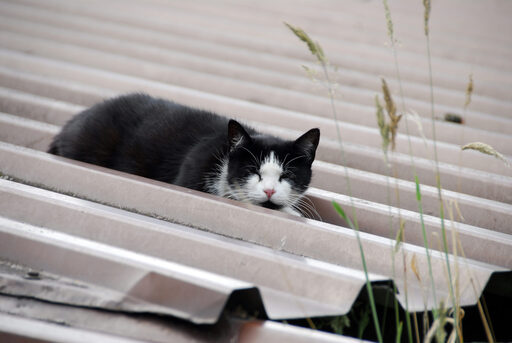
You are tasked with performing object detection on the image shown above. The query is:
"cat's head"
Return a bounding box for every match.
[224,120,320,215]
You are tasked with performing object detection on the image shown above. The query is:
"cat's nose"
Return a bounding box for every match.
[264,189,276,199]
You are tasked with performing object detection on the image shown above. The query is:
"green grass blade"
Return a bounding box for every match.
[333,201,383,343]
[332,201,351,227]
[414,175,438,317]
[396,321,403,343]
[423,6,459,337]
[286,22,383,342]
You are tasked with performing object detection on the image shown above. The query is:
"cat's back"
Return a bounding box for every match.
[49,93,228,169]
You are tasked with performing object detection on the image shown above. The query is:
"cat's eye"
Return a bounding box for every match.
[252,170,261,181]
[246,167,261,180]
[279,171,293,182]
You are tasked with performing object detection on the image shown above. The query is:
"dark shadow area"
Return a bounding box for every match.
[286,272,512,342]
[223,287,268,321]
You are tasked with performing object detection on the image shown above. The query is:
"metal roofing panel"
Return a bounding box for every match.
[1,69,510,202]
[237,321,370,343]
[308,188,512,267]
[0,112,58,150]
[0,0,511,341]
[0,313,147,343]
[0,178,388,319]
[2,15,511,147]
[1,26,512,163]
[0,143,505,313]
[2,115,507,269]
[0,5,511,143]
[0,216,264,324]
[0,298,364,343]
[2,110,512,236]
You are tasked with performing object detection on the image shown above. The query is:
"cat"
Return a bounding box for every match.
[48,93,320,216]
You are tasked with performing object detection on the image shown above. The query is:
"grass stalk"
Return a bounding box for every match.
[386,173,405,343]
[380,1,436,340]
[321,56,383,342]
[414,176,438,312]
[455,240,495,342]
[376,7,411,339]
[422,2,460,339]
[378,86,412,343]
[412,312,421,343]
[284,22,383,343]
[456,74,472,193]
[332,202,382,342]
[447,201,464,341]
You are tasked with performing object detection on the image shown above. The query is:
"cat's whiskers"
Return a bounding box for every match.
[281,153,290,166]
[297,200,322,220]
[285,193,322,220]
[294,193,317,210]
[291,200,315,220]
[224,182,253,204]
[287,196,309,217]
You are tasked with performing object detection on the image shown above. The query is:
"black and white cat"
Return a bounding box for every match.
[49,94,320,216]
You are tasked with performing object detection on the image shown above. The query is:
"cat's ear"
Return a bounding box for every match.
[228,120,251,151]
[294,128,320,161]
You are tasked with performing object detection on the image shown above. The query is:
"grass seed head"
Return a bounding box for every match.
[381,78,402,150]
[394,219,405,253]
[375,95,390,153]
[411,254,421,282]
[284,22,326,64]
[381,78,396,117]
[423,0,431,36]
[461,142,510,167]
[301,65,319,82]
[382,0,394,41]
[464,73,474,109]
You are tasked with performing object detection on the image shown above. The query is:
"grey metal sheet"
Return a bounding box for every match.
[0,144,505,313]
[1,23,512,163]
[0,0,511,340]
[237,320,370,343]
[0,298,363,343]
[0,65,116,106]
[311,161,512,234]
[1,63,510,181]
[0,313,147,343]
[1,15,511,158]
[3,0,511,101]
[0,0,497,109]
[0,178,388,319]
[2,114,511,235]
[1,85,511,204]
[0,295,221,343]
[0,216,262,324]
[0,112,58,150]
[307,187,512,267]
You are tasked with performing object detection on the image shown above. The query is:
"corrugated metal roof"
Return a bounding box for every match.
[0,0,511,341]
[0,179,390,319]
[0,216,267,324]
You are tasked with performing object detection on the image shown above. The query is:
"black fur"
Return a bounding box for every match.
[49,93,320,210]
